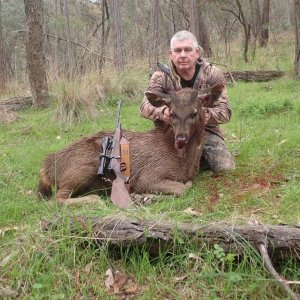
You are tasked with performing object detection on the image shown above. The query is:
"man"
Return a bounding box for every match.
[140,30,235,173]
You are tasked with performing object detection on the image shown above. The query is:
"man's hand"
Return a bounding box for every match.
[161,106,172,124]
[203,107,211,125]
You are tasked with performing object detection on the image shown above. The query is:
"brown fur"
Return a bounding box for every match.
[38,89,205,205]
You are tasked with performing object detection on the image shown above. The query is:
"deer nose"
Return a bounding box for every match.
[175,134,188,149]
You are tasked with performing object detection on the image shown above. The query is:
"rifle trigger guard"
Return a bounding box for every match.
[120,162,127,172]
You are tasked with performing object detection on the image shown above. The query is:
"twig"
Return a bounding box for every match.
[210,61,237,85]
[14,30,112,61]
[258,243,299,300]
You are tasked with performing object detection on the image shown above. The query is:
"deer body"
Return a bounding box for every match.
[38,89,206,205]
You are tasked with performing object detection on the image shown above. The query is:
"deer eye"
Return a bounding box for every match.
[190,109,198,118]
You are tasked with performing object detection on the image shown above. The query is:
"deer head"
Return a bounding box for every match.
[145,88,205,157]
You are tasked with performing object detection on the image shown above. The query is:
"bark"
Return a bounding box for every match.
[0,96,32,111]
[249,0,261,39]
[53,0,60,79]
[189,0,212,57]
[111,0,126,71]
[236,0,251,62]
[148,0,160,76]
[222,0,251,62]
[42,216,300,262]
[0,0,8,92]
[62,0,74,78]
[259,0,270,47]
[189,0,200,45]
[169,0,181,34]
[99,0,110,71]
[0,106,18,124]
[24,0,49,108]
[198,8,212,57]
[167,0,189,35]
[295,0,300,79]
[224,70,286,82]
[132,0,146,57]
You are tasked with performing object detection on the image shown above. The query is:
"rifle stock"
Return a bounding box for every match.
[110,173,132,208]
[109,101,133,208]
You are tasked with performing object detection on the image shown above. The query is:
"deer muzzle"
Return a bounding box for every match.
[175,134,188,150]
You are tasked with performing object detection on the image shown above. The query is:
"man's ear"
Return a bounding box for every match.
[196,47,201,58]
[145,90,170,107]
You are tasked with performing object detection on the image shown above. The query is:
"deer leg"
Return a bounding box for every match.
[56,188,102,206]
[150,179,192,197]
[59,195,103,207]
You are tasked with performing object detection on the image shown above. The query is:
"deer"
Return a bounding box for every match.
[38,88,206,206]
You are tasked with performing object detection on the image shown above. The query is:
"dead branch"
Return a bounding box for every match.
[42,216,300,298]
[14,30,112,61]
[42,216,300,261]
[224,70,286,82]
[0,96,32,111]
[0,107,19,124]
[259,244,299,300]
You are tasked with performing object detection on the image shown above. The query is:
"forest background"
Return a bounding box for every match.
[0,0,300,299]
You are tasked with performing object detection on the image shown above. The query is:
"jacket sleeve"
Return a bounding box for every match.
[203,65,232,126]
[140,71,168,121]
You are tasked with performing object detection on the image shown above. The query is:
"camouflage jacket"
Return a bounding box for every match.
[140,58,232,139]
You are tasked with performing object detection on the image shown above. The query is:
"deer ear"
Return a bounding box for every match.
[190,90,199,102]
[145,90,170,107]
[197,87,211,97]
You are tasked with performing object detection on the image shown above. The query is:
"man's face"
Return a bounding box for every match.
[169,39,200,73]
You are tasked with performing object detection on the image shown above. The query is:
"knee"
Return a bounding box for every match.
[211,158,235,173]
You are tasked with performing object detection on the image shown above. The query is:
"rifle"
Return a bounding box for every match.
[98,100,133,208]
[97,136,112,176]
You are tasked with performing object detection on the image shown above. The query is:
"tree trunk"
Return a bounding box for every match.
[167,0,189,35]
[189,0,212,57]
[24,0,49,108]
[0,0,8,93]
[148,0,160,76]
[98,0,110,71]
[53,0,60,79]
[295,0,300,78]
[133,0,146,57]
[62,0,74,78]
[111,0,126,71]
[198,7,212,57]
[235,0,251,62]
[259,0,270,47]
[249,0,261,39]
[189,0,200,45]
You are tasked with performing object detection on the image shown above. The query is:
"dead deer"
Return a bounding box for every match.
[38,88,206,206]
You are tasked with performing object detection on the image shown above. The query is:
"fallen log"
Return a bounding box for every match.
[224,70,286,82]
[42,216,300,299]
[43,216,300,260]
[0,96,32,111]
[0,107,19,124]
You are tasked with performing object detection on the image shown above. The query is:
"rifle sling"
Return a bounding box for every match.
[120,136,130,189]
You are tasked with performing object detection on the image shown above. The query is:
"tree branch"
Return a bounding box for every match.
[14,30,112,60]
[259,244,299,300]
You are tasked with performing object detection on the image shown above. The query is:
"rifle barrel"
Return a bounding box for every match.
[115,100,122,128]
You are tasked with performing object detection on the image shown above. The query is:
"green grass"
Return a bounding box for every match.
[1,73,300,299]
